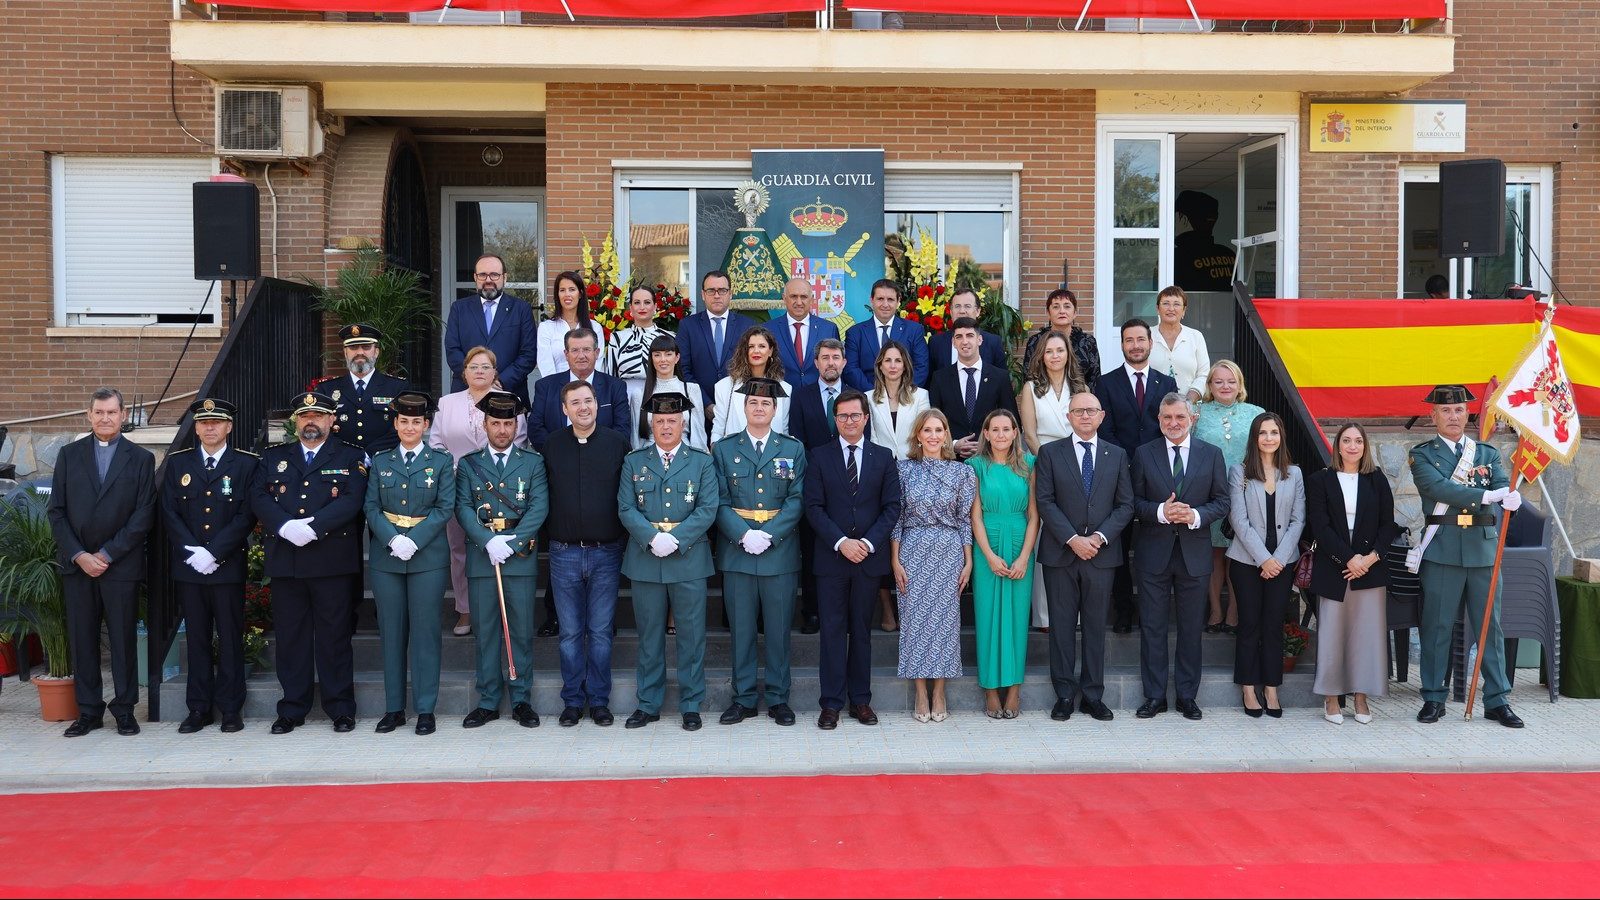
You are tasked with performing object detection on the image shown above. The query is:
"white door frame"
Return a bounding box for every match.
[1397,164,1553,298]
[1234,134,1286,298]
[1094,114,1300,368]
[438,186,547,388]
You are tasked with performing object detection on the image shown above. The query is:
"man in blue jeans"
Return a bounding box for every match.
[540,380,630,727]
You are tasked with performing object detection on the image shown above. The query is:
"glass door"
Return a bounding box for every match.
[1097,132,1174,369]
[1234,136,1283,300]
[440,188,545,390]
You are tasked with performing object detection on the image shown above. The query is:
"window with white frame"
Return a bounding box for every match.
[1399,164,1553,299]
[614,164,1020,309]
[52,156,219,326]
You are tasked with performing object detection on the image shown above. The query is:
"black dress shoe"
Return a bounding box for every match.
[512,703,539,728]
[414,714,436,736]
[800,614,820,635]
[768,703,796,726]
[625,709,659,729]
[559,707,584,727]
[178,711,214,734]
[463,707,500,728]
[1080,698,1114,721]
[849,704,878,725]
[375,712,405,733]
[682,712,702,731]
[1485,704,1525,728]
[1050,699,1073,721]
[63,716,102,738]
[538,618,560,637]
[270,716,304,734]
[220,714,244,733]
[1135,699,1168,719]
[113,714,140,735]
[1416,700,1446,723]
[591,706,615,726]
[1176,699,1203,721]
[817,707,840,730]
[332,716,356,733]
[720,703,756,725]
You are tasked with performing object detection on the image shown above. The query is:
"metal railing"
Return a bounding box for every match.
[145,277,322,721]
[1231,282,1332,476]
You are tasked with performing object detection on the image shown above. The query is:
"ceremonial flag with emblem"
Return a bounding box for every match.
[1487,313,1581,481]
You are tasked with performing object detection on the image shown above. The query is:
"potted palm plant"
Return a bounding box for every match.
[0,491,76,720]
[312,244,439,380]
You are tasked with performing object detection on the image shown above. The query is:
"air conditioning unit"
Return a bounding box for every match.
[214,85,325,159]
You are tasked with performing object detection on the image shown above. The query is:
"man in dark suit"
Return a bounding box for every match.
[48,387,156,737]
[1130,393,1230,721]
[771,277,841,389]
[927,289,1006,377]
[326,324,413,456]
[527,327,631,451]
[676,269,756,403]
[803,389,902,730]
[159,398,260,735]
[784,338,847,634]
[251,390,370,734]
[1093,318,1179,633]
[927,317,1017,459]
[1035,391,1133,723]
[444,253,540,406]
[843,279,928,390]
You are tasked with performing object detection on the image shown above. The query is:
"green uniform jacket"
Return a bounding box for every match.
[1408,435,1510,569]
[453,445,549,578]
[712,431,805,576]
[364,444,455,574]
[618,444,719,582]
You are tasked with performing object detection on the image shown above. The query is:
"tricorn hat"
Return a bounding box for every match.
[475,390,524,421]
[645,392,694,415]
[736,377,788,400]
[390,390,433,418]
[1423,384,1476,405]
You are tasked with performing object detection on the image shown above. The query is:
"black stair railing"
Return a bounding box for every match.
[145,277,323,721]
[1231,281,1332,477]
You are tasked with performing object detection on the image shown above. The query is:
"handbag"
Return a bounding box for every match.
[1293,539,1315,590]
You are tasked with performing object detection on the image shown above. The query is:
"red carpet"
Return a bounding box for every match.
[2,773,1595,898]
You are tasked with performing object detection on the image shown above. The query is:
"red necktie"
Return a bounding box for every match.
[793,321,805,372]
[1134,370,1146,411]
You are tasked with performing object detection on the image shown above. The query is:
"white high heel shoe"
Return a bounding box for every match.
[1323,704,1344,725]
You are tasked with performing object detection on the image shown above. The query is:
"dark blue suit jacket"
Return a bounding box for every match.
[843,317,929,390]
[676,309,757,402]
[444,292,539,404]
[771,315,841,389]
[787,380,838,451]
[1130,437,1229,576]
[1093,365,1178,453]
[928,328,1007,376]
[526,370,631,451]
[803,439,902,578]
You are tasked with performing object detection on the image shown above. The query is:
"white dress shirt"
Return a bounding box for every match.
[1149,323,1211,399]
[833,436,875,553]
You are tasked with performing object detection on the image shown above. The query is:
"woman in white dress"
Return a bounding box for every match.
[536,270,607,378]
[1147,284,1211,403]
[634,332,707,451]
[608,285,664,421]
[427,346,527,636]
[1016,330,1086,632]
[711,326,789,443]
[868,339,930,633]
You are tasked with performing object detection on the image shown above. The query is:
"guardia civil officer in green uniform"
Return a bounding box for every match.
[363,391,455,736]
[1408,384,1525,728]
[618,392,720,732]
[456,390,549,729]
[712,377,806,726]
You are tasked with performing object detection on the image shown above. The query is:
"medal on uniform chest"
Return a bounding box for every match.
[516,477,526,502]
[221,476,232,496]
[330,485,339,498]
[180,473,191,487]
[277,460,288,473]
[332,389,342,401]
[775,458,794,479]
[733,456,741,464]
[279,484,287,494]
[424,468,435,488]
[684,480,696,504]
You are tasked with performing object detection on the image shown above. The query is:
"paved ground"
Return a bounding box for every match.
[2,668,1593,793]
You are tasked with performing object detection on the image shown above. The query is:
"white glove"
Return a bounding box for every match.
[183,545,217,574]
[198,558,221,576]
[485,535,514,565]
[649,532,679,558]
[740,530,773,555]
[389,535,418,561]
[1482,487,1510,504]
[1502,490,1523,512]
[278,518,317,547]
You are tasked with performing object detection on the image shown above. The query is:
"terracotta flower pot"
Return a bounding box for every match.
[1282,655,1299,674]
[35,677,78,722]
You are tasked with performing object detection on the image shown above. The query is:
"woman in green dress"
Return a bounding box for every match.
[967,409,1040,718]
[1193,360,1266,634]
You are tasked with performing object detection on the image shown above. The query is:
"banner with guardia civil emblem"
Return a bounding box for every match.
[731,149,884,329]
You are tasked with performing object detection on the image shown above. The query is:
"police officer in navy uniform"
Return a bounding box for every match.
[327,323,414,455]
[250,390,370,734]
[159,398,260,734]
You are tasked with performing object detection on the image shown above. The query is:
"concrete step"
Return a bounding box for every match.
[160,662,1324,719]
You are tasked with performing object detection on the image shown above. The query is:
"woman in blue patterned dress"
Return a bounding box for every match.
[1192,360,1266,633]
[892,408,976,723]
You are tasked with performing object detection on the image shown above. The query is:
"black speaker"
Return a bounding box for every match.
[1438,158,1506,258]
[193,180,260,280]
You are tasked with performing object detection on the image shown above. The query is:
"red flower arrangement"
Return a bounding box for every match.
[901,283,955,334]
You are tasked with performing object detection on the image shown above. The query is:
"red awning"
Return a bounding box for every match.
[212,0,823,14]
[842,0,1445,18]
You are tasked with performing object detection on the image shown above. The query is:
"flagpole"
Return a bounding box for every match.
[1464,470,1520,721]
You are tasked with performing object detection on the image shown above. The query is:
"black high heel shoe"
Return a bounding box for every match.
[1262,687,1283,718]
[1242,687,1263,719]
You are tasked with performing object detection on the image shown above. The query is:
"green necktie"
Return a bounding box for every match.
[1171,444,1185,490]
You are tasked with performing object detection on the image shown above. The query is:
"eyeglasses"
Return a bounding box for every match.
[703,287,731,296]
[1069,408,1102,416]
[475,272,505,280]
[834,412,866,422]
[466,364,495,372]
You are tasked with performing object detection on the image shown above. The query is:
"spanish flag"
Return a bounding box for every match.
[1554,305,1600,416]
